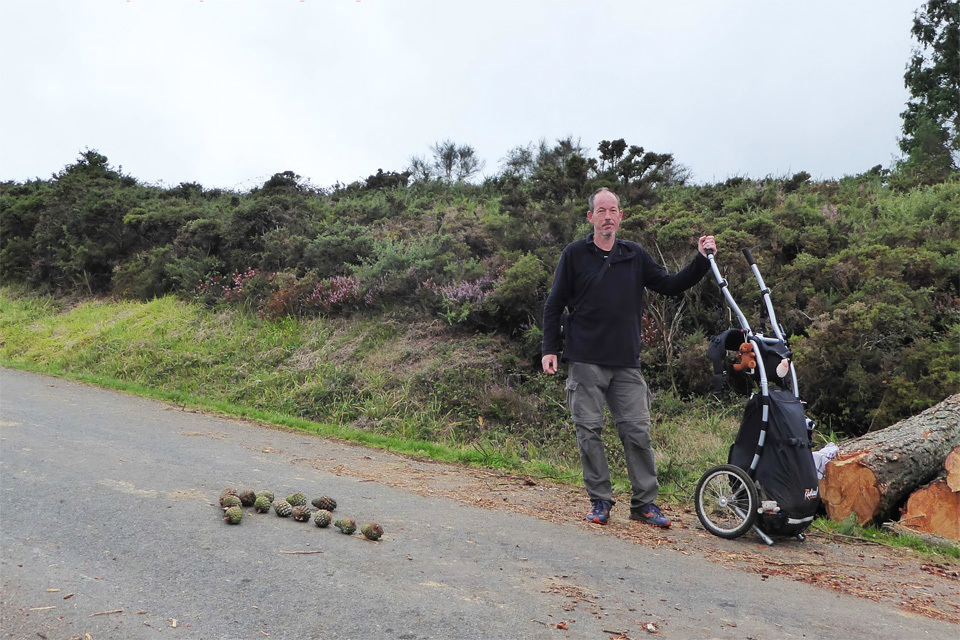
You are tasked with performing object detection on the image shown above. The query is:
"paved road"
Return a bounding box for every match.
[0,368,954,640]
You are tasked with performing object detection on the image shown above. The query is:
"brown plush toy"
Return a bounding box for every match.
[732,342,757,372]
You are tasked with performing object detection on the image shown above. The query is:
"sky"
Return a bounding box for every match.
[0,0,924,191]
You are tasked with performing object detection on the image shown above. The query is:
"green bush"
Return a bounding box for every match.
[302,225,374,277]
[351,236,447,302]
[112,247,175,300]
[486,252,549,331]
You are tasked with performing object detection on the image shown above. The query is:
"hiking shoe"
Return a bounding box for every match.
[585,500,611,525]
[630,503,671,528]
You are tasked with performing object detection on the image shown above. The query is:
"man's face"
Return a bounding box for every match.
[587,192,622,238]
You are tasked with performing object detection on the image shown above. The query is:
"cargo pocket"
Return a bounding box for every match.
[565,378,579,412]
[632,368,653,413]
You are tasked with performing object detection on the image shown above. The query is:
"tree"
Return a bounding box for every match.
[535,136,588,175]
[408,154,434,182]
[27,150,137,292]
[593,139,690,206]
[504,137,688,206]
[528,136,594,202]
[900,0,959,166]
[597,138,627,172]
[364,168,412,190]
[0,179,49,281]
[893,114,956,188]
[499,143,536,179]
[258,171,306,195]
[409,140,485,183]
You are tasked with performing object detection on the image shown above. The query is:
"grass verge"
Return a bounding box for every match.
[0,288,743,503]
[0,289,579,480]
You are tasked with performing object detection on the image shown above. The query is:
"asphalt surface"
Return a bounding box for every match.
[0,367,955,640]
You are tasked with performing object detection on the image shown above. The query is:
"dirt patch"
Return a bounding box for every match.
[267,438,960,625]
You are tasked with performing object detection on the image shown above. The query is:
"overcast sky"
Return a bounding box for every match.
[0,0,922,191]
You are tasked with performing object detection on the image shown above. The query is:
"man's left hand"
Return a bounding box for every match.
[698,235,717,257]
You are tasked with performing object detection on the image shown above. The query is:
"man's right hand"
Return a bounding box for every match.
[542,354,558,375]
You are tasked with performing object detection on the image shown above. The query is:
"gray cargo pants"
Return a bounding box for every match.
[565,362,657,510]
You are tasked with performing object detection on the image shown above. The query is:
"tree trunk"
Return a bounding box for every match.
[946,446,960,492]
[899,472,960,541]
[882,520,959,549]
[820,394,960,526]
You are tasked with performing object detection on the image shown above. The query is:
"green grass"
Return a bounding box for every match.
[0,289,579,479]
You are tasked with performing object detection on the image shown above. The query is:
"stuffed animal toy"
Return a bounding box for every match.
[732,342,757,372]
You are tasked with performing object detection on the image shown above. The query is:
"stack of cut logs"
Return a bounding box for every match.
[819,394,959,542]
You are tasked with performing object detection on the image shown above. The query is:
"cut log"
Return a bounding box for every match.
[820,394,960,526]
[946,446,960,492]
[899,473,960,541]
[882,520,959,549]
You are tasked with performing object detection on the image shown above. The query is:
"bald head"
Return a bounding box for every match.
[589,188,620,212]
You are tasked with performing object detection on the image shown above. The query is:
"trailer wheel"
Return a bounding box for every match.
[695,464,759,539]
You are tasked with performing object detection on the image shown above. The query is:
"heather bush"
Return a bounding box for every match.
[304,274,369,314]
[195,268,263,307]
[421,272,502,326]
[256,271,307,319]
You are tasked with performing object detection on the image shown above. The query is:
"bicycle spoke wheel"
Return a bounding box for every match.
[695,464,759,539]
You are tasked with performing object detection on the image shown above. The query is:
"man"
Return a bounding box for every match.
[541,187,716,527]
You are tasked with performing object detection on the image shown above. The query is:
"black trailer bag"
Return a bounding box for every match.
[707,332,792,395]
[729,388,821,536]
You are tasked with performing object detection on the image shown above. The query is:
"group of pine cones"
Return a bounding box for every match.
[218,488,383,541]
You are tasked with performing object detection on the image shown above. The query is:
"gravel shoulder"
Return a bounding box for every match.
[276,426,960,625]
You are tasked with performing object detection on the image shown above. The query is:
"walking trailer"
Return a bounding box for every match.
[694,249,820,546]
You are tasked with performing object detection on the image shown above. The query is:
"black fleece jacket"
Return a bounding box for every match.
[541,234,710,368]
